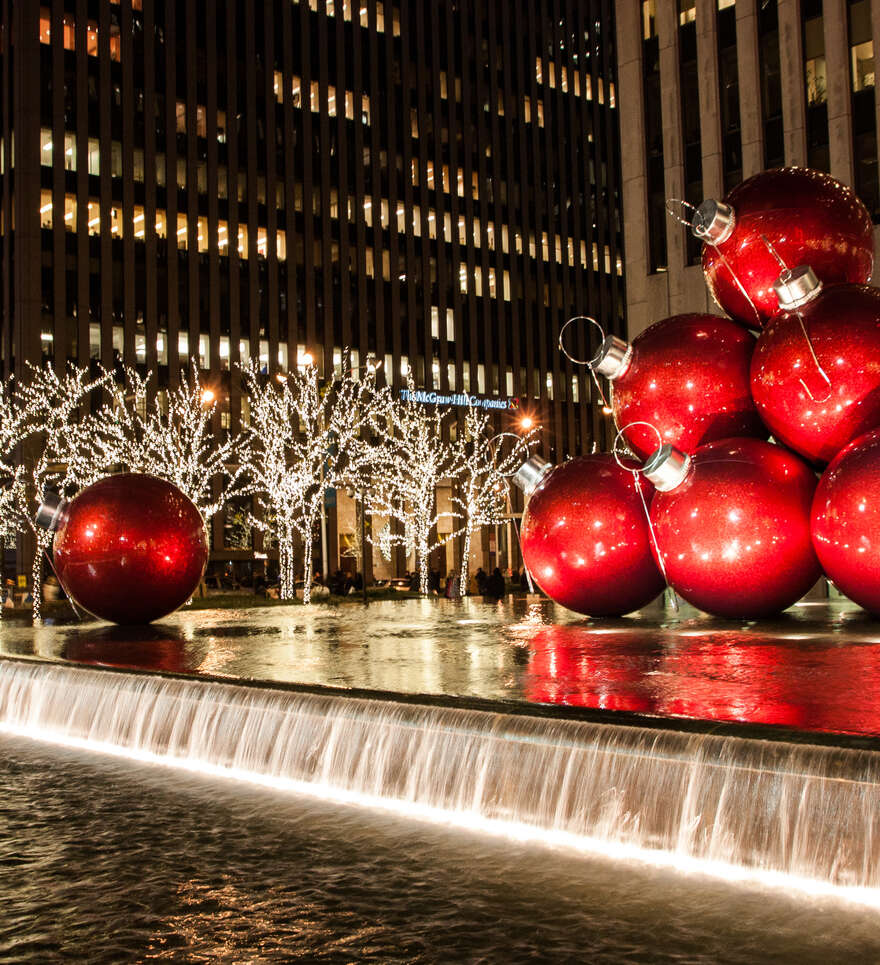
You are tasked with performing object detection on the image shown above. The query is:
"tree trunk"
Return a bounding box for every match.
[278,525,296,600]
[31,529,51,624]
[417,533,430,595]
[460,523,473,595]
[302,538,314,605]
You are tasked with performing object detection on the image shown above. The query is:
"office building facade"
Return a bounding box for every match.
[1,0,624,579]
[616,0,880,339]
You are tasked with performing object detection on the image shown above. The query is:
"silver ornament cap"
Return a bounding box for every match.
[692,199,736,244]
[773,265,822,310]
[35,490,68,532]
[643,443,691,493]
[511,456,552,498]
[591,334,633,380]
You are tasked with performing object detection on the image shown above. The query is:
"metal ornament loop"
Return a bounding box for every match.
[558,315,606,367]
[611,421,663,474]
[760,234,834,403]
[611,420,678,611]
[488,431,534,478]
[665,198,699,229]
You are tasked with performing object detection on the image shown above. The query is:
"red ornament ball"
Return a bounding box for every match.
[648,438,821,619]
[53,473,208,625]
[751,282,880,466]
[593,313,765,461]
[518,454,665,617]
[812,428,880,615]
[697,167,873,328]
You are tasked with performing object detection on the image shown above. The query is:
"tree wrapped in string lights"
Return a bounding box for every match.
[93,362,248,532]
[361,373,465,595]
[452,407,537,593]
[241,357,388,603]
[13,364,113,621]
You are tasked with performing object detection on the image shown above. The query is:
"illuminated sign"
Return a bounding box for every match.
[399,389,519,411]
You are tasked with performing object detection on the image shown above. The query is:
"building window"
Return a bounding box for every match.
[758,0,784,168]
[803,0,829,171]
[849,0,879,219]
[643,1,667,272]
[717,0,742,189]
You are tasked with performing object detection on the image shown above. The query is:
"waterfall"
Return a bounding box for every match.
[1,658,879,899]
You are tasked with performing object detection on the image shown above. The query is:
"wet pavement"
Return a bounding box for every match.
[2,595,880,740]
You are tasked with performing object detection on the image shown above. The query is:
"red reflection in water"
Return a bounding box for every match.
[63,629,198,676]
[525,623,880,737]
[526,626,658,715]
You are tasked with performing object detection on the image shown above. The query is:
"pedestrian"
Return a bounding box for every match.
[485,566,505,599]
[475,567,488,594]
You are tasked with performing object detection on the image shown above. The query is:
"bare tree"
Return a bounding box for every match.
[452,407,537,592]
[241,357,387,603]
[362,373,464,595]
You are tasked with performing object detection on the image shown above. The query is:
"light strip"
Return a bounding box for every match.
[3,719,879,909]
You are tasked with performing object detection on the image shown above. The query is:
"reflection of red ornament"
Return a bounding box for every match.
[591,313,764,460]
[694,167,873,328]
[647,438,821,618]
[50,474,208,625]
[512,454,665,617]
[812,429,880,615]
[526,625,656,714]
[751,275,880,465]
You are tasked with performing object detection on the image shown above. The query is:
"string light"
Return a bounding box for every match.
[241,356,388,603]
[451,408,538,593]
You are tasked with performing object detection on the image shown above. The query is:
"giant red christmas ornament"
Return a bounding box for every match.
[812,428,880,615]
[751,271,880,465]
[591,313,765,460]
[39,473,208,625]
[646,438,821,619]
[692,167,873,328]
[512,454,665,617]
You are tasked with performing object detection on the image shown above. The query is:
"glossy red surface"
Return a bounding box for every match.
[751,284,880,466]
[53,473,208,625]
[812,428,880,615]
[650,438,821,619]
[613,313,765,460]
[520,454,665,617]
[701,167,873,328]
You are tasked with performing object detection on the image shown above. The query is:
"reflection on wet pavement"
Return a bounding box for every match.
[2,596,880,738]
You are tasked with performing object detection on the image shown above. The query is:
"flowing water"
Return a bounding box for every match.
[2,659,879,901]
[5,733,880,964]
[4,596,880,738]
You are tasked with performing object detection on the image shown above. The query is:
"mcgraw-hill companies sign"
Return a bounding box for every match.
[399,389,519,411]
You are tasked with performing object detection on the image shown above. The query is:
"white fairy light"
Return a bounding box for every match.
[93,362,248,530]
[241,355,388,603]
[359,372,465,595]
[452,407,537,592]
[12,363,113,623]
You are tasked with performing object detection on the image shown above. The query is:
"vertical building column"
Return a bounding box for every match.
[736,0,764,177]
[615,0,651,336]
[696,0,724,200]
[657,2,686,312]
[825,0,856,185]
[779,0,808,165]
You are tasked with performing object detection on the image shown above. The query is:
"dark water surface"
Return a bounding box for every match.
[2,733,879,964]
[3,596,880,737]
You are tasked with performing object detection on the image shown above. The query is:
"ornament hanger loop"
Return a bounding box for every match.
[665,198,699,230]
[488,431,534,477]
[611,421,663,474]
[761,233,834,403]
[558,316,606,367]
[612,420,678,610]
